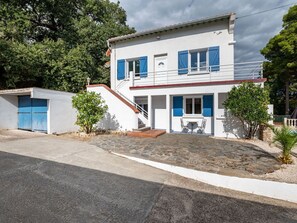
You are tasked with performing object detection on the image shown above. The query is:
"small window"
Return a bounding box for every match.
[218,93,228,109]
[189,50,208,72]
[185,97,202,115]
[128,59,140,78]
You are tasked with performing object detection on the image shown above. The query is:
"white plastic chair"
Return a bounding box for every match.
[197,119,206,134]
[180,118,190,133]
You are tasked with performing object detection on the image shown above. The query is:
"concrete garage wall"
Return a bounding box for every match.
[32,88,79,134]
[0,95,18,129]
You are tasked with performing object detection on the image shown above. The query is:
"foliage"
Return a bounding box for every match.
[0,0,135,92]
[271,126,297,164]
[261,5,297,115]
[72,91,107,133]
[223,82,271,139]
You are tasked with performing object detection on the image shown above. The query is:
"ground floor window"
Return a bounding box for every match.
[185,97,202,115]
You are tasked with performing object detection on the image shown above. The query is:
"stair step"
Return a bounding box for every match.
[127,129,166,138]
[132,126,151,132]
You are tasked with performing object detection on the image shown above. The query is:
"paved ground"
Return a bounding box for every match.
[91,134,281,177]
[1,130,297,222]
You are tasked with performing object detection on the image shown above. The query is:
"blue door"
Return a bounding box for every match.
[18,96,47,132]
[18,96,32,130]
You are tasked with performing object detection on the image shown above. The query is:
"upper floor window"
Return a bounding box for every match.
[128,59,140,78]
[190,50,208,72]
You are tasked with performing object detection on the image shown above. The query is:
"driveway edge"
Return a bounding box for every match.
[112,152,297,204]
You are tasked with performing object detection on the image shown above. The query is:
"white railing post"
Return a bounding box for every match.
[284,118,287,126]
[130,71,134,87]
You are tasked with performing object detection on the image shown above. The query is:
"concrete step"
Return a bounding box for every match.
[127,129,166,138]
[132,126,151,132]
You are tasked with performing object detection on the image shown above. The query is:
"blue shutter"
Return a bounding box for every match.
[203,95,213,117]
[117,59,125,80]
[139,56,148,78]
[209,46,220,72]
[178,51,188,74]
[173,96,183,117]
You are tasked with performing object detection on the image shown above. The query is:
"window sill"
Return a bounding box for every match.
[182,114,204,118]
[187,71,210,76]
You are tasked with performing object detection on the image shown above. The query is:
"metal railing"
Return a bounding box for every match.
[126,61,263,87]
[115,89,148,119]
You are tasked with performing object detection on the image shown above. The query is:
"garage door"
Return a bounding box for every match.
[18,96,47,132]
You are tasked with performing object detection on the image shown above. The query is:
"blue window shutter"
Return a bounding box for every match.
[178,50,188,74]
[173,96,183,116]
[203,95,213,117]
[139,56,148,78]
[117,59,125,80]
[209,46,220,72]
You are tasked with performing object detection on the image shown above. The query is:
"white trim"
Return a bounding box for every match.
[183,95,203,115]
[112,152,297,204]
[188,48,209,74]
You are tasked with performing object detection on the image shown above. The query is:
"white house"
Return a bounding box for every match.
[88,13,266,138]
[0,87,79,134]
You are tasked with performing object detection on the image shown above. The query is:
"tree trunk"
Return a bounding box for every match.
[285,81,290,115]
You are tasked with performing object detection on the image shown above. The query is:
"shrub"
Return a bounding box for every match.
[72,91,107,134]
[224,82,271,139]
[271,126,297,164]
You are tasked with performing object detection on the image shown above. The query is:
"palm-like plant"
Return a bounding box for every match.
[272,126,297,164]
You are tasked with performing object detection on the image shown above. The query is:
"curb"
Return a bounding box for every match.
[112,152,297,204]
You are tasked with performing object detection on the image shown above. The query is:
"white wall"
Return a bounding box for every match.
[152,96,167,129]
[87,86,138,131]
[32,88,78,134]
[111,20,234,92]
[0,95,18,129]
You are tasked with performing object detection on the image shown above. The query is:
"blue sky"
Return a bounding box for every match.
[112,0,296,63]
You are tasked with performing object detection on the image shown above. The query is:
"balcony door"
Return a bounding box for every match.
[154,55,167,85]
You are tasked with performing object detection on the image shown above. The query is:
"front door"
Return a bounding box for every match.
[154,55,168,85]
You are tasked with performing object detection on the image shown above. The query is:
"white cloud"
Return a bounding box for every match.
[113,0,296,62]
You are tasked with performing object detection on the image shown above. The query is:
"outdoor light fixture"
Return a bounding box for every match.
[87,77,91,85]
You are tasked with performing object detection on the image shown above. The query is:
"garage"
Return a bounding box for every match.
[0,87,79,134]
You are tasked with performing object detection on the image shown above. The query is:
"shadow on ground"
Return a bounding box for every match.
[0,151,296,223]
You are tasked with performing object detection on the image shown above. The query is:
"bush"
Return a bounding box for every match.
[72,91,107,134]
[271,126,297,164]
[224,82,271,139]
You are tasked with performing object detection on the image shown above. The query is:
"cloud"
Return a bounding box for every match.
[113,0,295,63]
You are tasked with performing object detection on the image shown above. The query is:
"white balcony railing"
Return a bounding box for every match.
[126,61,263,87]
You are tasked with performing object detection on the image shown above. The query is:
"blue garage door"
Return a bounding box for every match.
[18,96,47,132]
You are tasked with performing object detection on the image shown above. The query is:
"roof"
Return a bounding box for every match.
[108,13,236,44]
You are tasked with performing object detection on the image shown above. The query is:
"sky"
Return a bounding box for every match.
[112,0,296,63]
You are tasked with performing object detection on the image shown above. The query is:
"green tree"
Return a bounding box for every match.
[271,126,297,164]
[0,0,135,92]
[72,91,107,133]
[261,5,297,115]
[224,82,271,139]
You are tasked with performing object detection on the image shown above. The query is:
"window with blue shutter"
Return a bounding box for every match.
[178,51,188,74]
[173,96,183,116]
[117,59,125,80]
[209,46,220,72]
[203,95,213,117]
[139,56,148,78]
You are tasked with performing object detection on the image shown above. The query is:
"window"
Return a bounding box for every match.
[190,50,208,72]
[185,97,202,115]
[128,59,140,78]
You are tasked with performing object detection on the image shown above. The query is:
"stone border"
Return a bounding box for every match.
[112,152,297,204]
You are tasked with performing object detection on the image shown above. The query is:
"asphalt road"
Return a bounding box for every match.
[1,150,297,223]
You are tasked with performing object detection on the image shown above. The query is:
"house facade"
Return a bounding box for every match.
[88,13,266,138]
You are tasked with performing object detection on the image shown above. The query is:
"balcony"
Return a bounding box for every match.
[124,61,263,88]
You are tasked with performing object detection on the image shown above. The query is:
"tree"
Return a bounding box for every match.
[0,0,135,92]
[72,91,107,133]
[223,82,271,139]
[261,5,297,115]
[271,126,297,164]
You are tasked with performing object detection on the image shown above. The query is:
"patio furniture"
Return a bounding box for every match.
[197,119,206,134]
[187,120,198,134]
[180,118,190,133]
